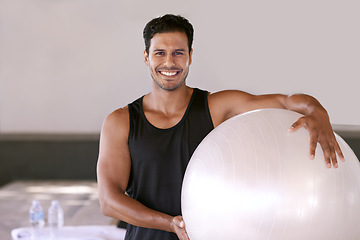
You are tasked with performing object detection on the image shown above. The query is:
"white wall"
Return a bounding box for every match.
[0,0,359,133]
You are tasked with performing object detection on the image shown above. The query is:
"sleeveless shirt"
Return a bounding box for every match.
[126,88,214,240]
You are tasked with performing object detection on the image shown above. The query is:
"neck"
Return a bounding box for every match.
[145,85,193,115]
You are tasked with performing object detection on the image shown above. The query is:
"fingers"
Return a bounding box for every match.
[308,134,317,160]
[334,139,345,162]
[289,117,317,160]
[288,117,306,132]
[172,216,190,240]
[311,129,345,168]
[319,139,337,168]
[319,134,346,168]
[289,117,345,168]
[173,216,185,228]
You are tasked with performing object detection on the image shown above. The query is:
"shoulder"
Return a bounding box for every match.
[105,106,129,126]
[101,106,130,141]
[208,90,253,105]
[207,90,255,126]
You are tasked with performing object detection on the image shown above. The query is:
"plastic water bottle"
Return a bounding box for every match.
[29,200,45,240]
[48,200,64,239]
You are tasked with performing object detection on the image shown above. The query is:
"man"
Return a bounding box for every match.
[97,14,344,240]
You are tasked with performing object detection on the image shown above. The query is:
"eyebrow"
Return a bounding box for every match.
[153,49,186,52]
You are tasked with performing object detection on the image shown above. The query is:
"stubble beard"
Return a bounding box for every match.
[150,68,189,92]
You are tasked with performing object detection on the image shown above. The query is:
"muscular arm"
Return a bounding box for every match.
[208,90,344,168]
[96,108,188,239]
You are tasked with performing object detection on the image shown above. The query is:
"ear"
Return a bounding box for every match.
[189,48,193,65]
[144,50,149,66]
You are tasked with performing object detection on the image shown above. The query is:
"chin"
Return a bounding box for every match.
[153,79,187,92]
[160,84,182,92]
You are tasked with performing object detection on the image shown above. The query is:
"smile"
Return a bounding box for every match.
[159,71,180,77]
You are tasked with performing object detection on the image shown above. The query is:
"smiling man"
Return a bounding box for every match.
[147,32,191,91]
[96,14,344,240]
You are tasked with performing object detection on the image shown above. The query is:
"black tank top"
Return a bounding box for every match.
[126,88,214,240]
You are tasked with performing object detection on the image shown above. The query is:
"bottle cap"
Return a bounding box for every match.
[51,200,59,207]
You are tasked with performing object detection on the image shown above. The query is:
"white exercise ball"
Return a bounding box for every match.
[181,109,360,240]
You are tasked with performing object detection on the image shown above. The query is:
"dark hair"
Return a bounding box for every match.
[143,14,194,54]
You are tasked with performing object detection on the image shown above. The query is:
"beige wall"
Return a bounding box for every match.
[1,0,359,133]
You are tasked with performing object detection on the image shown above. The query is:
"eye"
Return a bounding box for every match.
[154,51,165,56]
[174,51,184,56]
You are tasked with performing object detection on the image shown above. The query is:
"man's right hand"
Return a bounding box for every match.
[172,216,190,240]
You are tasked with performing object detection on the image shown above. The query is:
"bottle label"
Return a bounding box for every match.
[30,212,44,221]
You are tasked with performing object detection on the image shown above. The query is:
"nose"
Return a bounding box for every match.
[164,54,175,68]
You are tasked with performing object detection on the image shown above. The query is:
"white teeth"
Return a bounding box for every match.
[161,71,177,76]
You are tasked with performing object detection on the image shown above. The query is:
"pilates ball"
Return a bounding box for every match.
[181,109,360,240]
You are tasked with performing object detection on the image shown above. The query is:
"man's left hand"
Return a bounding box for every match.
[288,110,345,168]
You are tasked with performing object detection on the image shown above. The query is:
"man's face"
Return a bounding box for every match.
[144,32,192,91]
